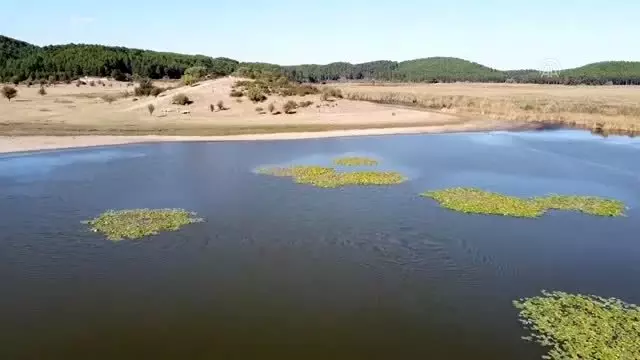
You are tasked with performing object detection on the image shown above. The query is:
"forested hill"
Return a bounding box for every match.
[0,35,238,81]
[2,35,640,85]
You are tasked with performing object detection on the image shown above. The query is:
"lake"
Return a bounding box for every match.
[1,130,639,359]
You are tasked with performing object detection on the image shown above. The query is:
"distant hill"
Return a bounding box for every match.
[1,35,639,85]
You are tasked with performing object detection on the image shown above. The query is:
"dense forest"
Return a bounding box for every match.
[2,35,640,85]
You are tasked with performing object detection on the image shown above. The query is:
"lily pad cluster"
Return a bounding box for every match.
[513,291,640,360]
[258,157,406,188]
[421,187,625,218]
[86,208,203,240]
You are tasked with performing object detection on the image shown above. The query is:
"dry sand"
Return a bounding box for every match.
[0,77,516,154]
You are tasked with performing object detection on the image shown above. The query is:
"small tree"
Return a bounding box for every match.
[147,104,155,115]
[268,102,275,113]
[38,86,47,96]
[209,104,215,112]
[2,86,18,101]
[39,79,47,87]
[48,75,56,86]
[11,76,20,86]
[217,100,225,111]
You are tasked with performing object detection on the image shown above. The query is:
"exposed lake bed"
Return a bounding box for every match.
[0,130,638,359]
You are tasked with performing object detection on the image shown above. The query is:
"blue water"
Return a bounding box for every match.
[0,130,638,360]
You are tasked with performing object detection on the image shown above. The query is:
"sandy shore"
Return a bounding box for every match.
[0,120,525,154]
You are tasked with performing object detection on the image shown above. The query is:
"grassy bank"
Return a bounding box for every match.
[514,291,640,360]
[339,84,640,135]
[86,208,203,240]
[421,188,625,217]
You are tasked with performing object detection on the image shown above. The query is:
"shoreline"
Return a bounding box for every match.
[0,121,535,154]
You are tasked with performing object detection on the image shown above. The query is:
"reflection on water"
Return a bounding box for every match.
[0,130,639,359]
[0,148,146,181]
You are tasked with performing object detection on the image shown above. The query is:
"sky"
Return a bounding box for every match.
[1,0,638,70]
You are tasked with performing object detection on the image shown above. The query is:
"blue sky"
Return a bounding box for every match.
[1,0,638,70]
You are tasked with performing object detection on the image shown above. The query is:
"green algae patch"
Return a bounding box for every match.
[86,208,203,240]
[532,194,625,217]
[421,187,624,218]
[258,165,406,188]
[333,156,379,167]
[422,187,545,218]
[513,291,640,360]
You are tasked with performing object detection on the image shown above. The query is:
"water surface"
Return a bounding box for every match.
[1,130,638,359]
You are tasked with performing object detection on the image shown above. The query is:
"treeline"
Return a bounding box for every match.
[2,35,640,85]
[238,58,640,85]
[0,35,238,82]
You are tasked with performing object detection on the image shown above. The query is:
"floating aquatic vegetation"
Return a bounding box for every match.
[421,187,624,218]
[531,194,625,217]
[333,156,379,166]
[258,164,406,188]
[513,291,640,360]
[85,208,203,240]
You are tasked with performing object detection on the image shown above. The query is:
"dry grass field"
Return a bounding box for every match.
[2,77,638,153]
[0,77,472,136]
[337,82,640,135]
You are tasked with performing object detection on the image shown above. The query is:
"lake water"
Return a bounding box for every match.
[1,130,639,359]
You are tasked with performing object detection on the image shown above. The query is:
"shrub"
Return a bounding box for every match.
[283,100,298,114]
[147,104,155,115]
[235,98,243,103]
[11,76,19,85]
[39,79,47,86]
[101,94,116,104]
[229,90,243,97]
[2,86,18,101]
[65,79,72,85]
[255,106,264,113]
[217,100,225,110]
[247,87,267,102]
[111,69,127,82]
[209,104,215,112]
[26,81,33,87]
[89,80,96,87]
[268,102,275,113]
[183,66,207,79]
[38,86,47,96]
[48,75,56,85]
[299,100,313,108]
[150,87,164,97]
[134,78,156,96]
[172,93,192,105]
[182,74,197,86]
[75,80,82,87]
[320,92,329,101]
[322,87,343,100]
